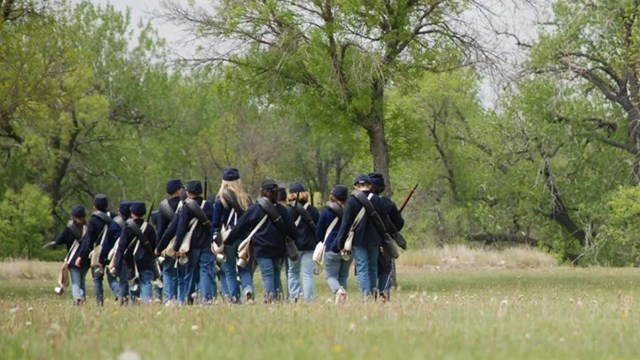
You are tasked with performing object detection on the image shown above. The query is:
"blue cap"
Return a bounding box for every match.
[129,201,146,216]
[93,194,108,212]
[331,185,349,202]
[71,205,86,218]
[367,172,385,188]
[289,181,305,193]
[223,167,240,181]
[166,179,183,195]
[261,179,279,191]
[119,200,131,217]
[353,174,371,186]
[185,180,203,195]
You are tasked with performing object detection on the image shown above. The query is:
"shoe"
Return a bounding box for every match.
[54,286,64,295]
[245,292,254,304]
[335,287,347,304]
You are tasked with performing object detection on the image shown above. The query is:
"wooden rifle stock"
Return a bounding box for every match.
[399,183,418,213]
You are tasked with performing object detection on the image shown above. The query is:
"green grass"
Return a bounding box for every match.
[2,266,640,359]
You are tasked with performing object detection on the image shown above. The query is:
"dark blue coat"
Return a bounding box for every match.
[380,196,404,232]
[224,198,297,259]
[288,202,319,251]
[157,197,181,242]
[211,193,250,231]
[331,191,386,252]
[54,222,83,251]
[316,205,342,253]
[173,197,213,251]
[115,218,157,273]
[99,215,126,266]
[75,212,111,268]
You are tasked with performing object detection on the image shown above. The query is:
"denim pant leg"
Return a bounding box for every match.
[177,252,197,305]
[238,262,254,297]
[256,257,277,302]
[118,264,129,300]
[366,246,379,295]
[273,258,282,300]
[106,269,120,299]
[287,256,302,300]
[92,268,104,305]
[69,266,87,301]
[222,246,240,301]
[339,257,353,291]
[300,251,315,302]
[325,251,342,294]
[353,246,372,296]
[162,257,177,301]
[198,248,215,302]
[139,269,154,303]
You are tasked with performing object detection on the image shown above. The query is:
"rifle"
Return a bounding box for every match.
[399,183,418,213]
[204,175,208,200]
[147,200,155,224]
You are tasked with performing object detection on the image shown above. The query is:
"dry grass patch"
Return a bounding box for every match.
[0,259,59,280]
[398,245,557,270]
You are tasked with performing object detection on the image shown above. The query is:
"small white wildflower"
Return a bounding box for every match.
[118,350,141,360]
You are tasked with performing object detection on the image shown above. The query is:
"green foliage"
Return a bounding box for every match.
[0,185,52,259]
[587,186,640,266]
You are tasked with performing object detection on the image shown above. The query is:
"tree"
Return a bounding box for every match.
[159,0,501,193]
[530,0,640,183]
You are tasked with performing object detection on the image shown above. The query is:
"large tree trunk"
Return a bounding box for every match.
[361,80,392,195]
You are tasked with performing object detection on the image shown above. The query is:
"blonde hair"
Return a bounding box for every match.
[288,191,309,204]
[218,179,251,210]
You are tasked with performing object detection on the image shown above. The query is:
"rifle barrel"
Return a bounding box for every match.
[399,183,418,213]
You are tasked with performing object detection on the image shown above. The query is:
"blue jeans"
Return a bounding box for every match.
[378,256,394,299]
[287,250,315,302]
[256,257,282,302]
[221,245,255,302]
[218,268,229,299]
[325,251,353,294]
[139,269,154,303]
[92,267,120,305]
[177,248,215,304]
[69,266,88,301]
[353,245,379,296]
[162,257,178,302]
[114,264,129,300]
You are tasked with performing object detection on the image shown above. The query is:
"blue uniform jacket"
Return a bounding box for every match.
[331,191,386,252]
[115,218,157,273]
[75,212,111,268]
[157,197,181,242]
[316,205,342,253]
[54,223,81,251]
[98,216,126,266]
[211,193,251,231]
[381,196,404,232]
[224,198,298,259]
[173,197,213,251]
[288,202,319,251]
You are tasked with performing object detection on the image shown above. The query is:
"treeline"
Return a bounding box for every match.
[1,0,640,266]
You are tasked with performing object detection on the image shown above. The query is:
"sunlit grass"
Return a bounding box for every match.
[1,258,640,359]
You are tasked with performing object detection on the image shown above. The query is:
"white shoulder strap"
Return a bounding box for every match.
[324,216,339,243]
[249,215,268,238]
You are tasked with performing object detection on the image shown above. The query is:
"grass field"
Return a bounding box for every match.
[1,250,640,359]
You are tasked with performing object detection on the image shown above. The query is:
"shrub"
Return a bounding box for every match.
[586,185,640,266]
[0,184,53,259]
